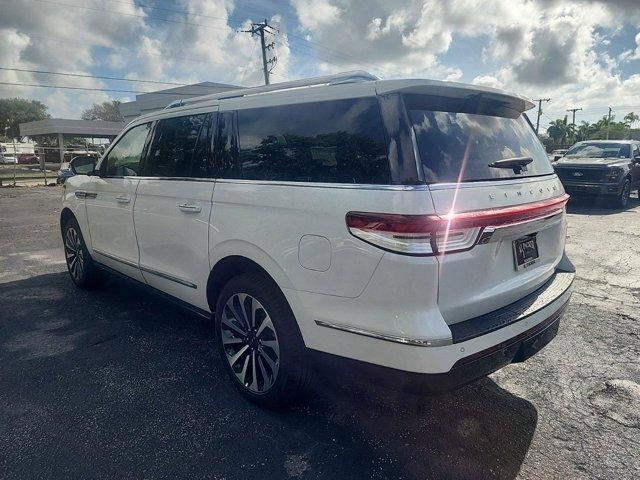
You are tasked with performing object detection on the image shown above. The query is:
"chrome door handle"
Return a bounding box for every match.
[115,196,131,204]
[178,203,201,213]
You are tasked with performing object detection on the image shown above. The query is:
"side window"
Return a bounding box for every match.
[190,113,216,178]
[102,123,151,177]
[214,111,240,178]
[144,114,208,178]
[231,97,390,184]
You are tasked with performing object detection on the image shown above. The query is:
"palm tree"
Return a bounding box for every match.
[623,112,639,127]
[547,116,569,147]
[576,121,592,141]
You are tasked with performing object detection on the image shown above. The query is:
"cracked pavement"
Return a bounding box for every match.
[0,186,638,479]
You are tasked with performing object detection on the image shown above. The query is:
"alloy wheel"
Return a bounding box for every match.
[64,227,84,281]
[220,293,280,393]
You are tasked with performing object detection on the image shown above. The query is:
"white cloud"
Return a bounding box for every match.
[1,0,639,122]
[288,0,640,122]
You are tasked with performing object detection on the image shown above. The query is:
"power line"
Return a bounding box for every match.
[99,0,245,26]
[15,30,248,69]
[0,81,220,95]
[30,0,370,75]
[243,19,278,85]
[532,98,551,135]
[566,107,582,143]
[0,66,188,86]
[100,0,368,67]
[32,0,231,32]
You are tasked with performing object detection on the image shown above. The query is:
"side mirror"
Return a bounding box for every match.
[70,156,97,175]
[634,155,640,163]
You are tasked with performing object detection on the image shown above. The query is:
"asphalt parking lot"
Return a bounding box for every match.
[1,186,639,480]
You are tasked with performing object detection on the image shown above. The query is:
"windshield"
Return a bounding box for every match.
[565,142,630,159]
[405,95,553,183]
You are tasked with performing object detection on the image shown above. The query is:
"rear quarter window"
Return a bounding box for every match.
[231,97,390,184]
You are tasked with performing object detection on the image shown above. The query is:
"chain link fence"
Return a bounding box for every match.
[0,144,102,187]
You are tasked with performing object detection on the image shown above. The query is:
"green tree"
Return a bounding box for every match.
[576,121,592,141]
[0,98,50,140]
[547,116,569,146]
[623,112,639,127]
[81,100,124,122]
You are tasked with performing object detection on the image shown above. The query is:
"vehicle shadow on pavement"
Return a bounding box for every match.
[0,272,537,480]
[566,191,640,215]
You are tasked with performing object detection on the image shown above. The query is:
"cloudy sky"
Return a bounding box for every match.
[1,0,640,126]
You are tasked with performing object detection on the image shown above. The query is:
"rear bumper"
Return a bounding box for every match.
[291,257,574,376]
[312,303,565,393]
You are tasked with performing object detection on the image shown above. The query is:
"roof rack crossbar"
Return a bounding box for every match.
[171,71,378,108]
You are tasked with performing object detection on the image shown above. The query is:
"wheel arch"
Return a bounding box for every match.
[206,254,291,313]
[60,207,77,234]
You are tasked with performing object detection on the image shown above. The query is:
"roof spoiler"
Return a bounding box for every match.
[376,79,535,113]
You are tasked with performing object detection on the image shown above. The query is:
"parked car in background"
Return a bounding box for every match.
[60,72,574,407]
[17,153,41,164]
[0,153,18,164]
[554,140,640,208]
[57,155,97,184]
[1,142,38,163]
[62,150,99,163]
[549,149,568,162]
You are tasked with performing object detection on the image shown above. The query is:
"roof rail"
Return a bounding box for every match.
[164,99,184,110]
[171,71,378,108]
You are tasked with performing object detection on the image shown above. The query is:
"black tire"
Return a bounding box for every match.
[611,179,631,208]
[214,272,312,407]
[62,217,104,289]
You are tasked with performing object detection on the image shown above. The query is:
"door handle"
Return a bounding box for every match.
[178,203,202,213]
[115,196,131,204]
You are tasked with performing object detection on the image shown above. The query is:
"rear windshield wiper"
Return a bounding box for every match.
[488,156,533,174]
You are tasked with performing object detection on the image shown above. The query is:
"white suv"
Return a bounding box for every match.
[61,72,574,406]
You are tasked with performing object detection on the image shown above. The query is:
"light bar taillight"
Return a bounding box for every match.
[346,194,569,256]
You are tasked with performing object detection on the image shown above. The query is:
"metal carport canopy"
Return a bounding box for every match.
[19,118,125,137]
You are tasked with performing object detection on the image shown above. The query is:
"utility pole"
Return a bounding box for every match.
[533,98,551,135]
[243,19,277,85]
[606,107,613,140]
[566,107,582,143]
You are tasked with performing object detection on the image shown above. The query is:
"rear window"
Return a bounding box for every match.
[565,142,631,159]
[405,94,553,183]
[233,98,390,184]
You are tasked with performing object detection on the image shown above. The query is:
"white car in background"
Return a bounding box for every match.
[0,153,18,164]
[60,72,575,407]
[549,149,568,162]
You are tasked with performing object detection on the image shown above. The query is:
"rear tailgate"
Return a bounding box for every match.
[430,175,567,324]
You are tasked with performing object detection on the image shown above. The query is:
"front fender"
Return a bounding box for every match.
[61,175,93,250]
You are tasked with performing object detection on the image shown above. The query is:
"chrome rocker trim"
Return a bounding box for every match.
[93,249,197,289]
[139,265,198,289]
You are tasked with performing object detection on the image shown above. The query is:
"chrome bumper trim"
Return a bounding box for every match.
[314,320,453,347]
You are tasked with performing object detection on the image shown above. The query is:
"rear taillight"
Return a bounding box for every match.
[346,194,569,256]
